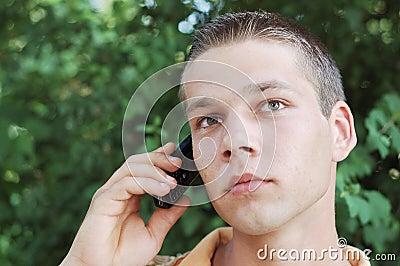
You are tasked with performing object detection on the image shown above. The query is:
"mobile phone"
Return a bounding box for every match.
[153,135,200,208]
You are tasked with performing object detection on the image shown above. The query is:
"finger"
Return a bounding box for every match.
[90,176,172,216]
[119,195,142,221]
[153,142,176,153]
[147,196,191,251]
[130,164,177,183]
[104,152,182,189]
[127,151,182,172]
[131,173,177,192]
[125,164,177,188]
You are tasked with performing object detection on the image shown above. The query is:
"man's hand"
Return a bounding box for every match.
[60,143,189,266]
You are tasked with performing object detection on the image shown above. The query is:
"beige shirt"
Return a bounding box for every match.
[147,227,371,266]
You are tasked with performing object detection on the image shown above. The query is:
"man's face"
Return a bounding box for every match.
[183,40,335,234]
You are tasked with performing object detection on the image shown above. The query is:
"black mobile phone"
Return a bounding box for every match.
[153,135,200,208]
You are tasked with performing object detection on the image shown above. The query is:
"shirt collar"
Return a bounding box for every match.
[178,227,371,266]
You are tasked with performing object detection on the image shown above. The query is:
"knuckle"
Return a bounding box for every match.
[149,152,164,162]
[123,175,134,183]
[127,154,138,161]
[156,167,166,177]
[125,154,138,165]
[130,177,147,193]
[91,187,106,203]
[159,210,176,226]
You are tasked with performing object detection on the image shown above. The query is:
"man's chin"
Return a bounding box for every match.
[231,220,283,236]
[216,207,292,235]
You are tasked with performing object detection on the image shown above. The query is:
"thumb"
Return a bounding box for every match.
[147,196,190,250]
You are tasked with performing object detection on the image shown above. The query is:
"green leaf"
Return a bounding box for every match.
[383,93,400,114]
[388,126,400,153]
[362,224,398,252]
[344,194,371,225]
[364,190,391,227]
[370,109,388,127]
[366,132,390,158]
[337,146,374,179]
[377,135,390,159]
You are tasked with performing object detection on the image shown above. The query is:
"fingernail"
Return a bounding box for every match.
[169,156,181,164]
[166,175,175,181]
[162,142,170,148]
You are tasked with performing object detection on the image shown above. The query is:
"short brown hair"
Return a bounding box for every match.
[185,11,345,117]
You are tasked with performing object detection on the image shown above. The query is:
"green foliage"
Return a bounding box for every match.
[336,92,400,258]
[1,0,399,265]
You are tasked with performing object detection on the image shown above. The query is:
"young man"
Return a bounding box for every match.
[60,11,370,265]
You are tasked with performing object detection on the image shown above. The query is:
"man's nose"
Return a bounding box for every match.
[220,112,262,161]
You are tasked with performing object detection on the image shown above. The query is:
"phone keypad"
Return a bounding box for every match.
[153,135,200,209]
[154,169,199,208]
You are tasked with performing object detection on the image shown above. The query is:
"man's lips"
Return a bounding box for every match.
[227,173,273,195]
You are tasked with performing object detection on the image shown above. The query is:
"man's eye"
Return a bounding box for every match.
[261,100,285,111]
[198,116,221,128]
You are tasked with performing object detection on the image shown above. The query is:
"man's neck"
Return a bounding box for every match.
[212,178,350,266]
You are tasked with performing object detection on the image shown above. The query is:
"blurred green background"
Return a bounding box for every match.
[1,0,399,265]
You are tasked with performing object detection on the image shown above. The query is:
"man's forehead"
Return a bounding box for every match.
[179,47,304,103]
[181,60,254,92]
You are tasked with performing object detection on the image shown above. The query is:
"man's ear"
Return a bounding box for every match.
[329,101,357,162]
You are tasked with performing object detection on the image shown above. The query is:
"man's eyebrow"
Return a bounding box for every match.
[245,80,296,95]
[184,97,219,114]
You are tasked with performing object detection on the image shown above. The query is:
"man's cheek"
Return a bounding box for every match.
[195,151,214,176]
[199,168,221,200]
[194,136,219,164]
